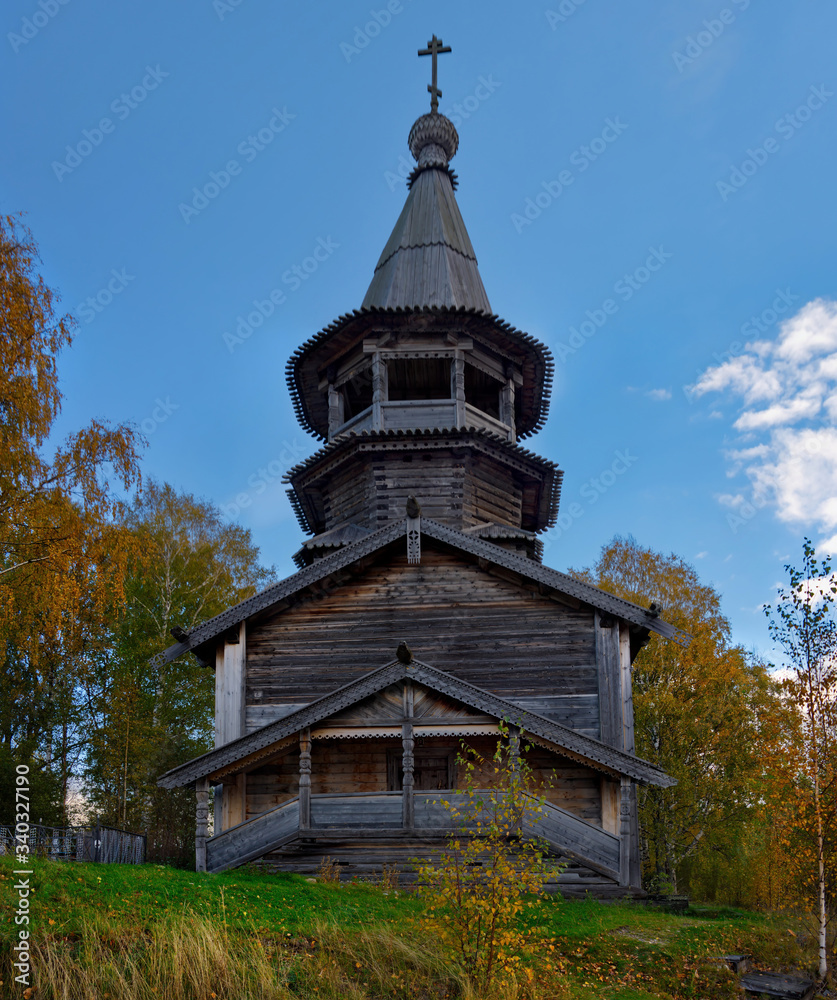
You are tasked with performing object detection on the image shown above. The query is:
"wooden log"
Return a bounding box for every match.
[596,613,621,748]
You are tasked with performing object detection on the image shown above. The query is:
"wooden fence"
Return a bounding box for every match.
[0,823,146,865]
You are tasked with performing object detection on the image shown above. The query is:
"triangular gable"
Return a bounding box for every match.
[153,517,691,668]
[157,657,675,790]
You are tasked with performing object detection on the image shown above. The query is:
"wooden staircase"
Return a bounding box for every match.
[206,797,300,874]
[525,799,621,881]
[205,791,624,891]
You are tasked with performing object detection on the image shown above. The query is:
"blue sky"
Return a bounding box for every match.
[3,0,836,660]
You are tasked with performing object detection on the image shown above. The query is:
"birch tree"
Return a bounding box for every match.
[764,539,837,981]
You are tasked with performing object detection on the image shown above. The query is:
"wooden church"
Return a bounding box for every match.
[157,38,689,896]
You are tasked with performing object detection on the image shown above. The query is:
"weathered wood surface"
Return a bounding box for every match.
[257,840,626,898]
[247,550,597,721]
[242,733,604,828]
[215,623,246,747]
[510,695,598,738]
[291,442,553,536]
[595,614,622,749]
[740,972,815,1000]
[207,797,299,873]
[195,778,209,873]
[523,798,620,878]
[311,792,402,829]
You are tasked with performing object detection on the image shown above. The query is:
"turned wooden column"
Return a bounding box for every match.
[327,380,344,438]
[501,364,516,442]
[451,353,466,427]
[371,353,387,430]
[507,725,522,832]
[299,728,312,831]
[402,680,415,830]
[195,778,209,873]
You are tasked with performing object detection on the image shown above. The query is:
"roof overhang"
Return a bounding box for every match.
[286,308,554,442]
[157,658,676,790]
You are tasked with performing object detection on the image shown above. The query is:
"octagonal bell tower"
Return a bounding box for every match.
[284,50,559,568]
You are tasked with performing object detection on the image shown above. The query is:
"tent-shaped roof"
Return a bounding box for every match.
[362,166,491,312]
[361,111,490,312]
[157,657,675,789]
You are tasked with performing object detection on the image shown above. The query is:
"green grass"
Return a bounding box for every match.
[0,856,821,1000]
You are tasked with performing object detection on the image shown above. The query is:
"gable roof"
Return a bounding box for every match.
[152,516,691,670]
[157,657,675,789]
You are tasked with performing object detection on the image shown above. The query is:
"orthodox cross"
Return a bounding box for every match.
[418,34,451,113]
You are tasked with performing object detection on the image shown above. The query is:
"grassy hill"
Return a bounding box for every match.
[0,855,820,999]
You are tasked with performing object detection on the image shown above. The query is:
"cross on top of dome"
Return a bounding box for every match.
[418,34,451,113]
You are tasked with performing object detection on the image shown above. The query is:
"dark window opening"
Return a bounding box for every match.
[464,364,502,419]
[387,748,456,791]
[387,358,451,402]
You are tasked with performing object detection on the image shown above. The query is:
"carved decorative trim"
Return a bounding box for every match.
[159,657,675,790]
[406,514,421,564]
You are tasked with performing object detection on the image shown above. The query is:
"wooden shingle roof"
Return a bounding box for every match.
[361,165,491,312]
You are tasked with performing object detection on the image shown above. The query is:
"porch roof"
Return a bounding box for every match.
[157,657,676,790]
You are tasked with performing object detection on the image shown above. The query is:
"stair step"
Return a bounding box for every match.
[740,972,816,1000]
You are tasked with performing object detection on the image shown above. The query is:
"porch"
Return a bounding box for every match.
[201,789,625,884]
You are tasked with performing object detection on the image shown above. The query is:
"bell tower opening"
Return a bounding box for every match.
[387,358,452,402]
[464,363,502,420]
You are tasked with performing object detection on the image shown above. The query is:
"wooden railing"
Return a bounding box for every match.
[206,791,622,880]
[330,400,514,441]
[206,797,299,874]
[310,792,402,829]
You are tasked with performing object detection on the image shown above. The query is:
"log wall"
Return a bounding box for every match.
[246,549,599,736]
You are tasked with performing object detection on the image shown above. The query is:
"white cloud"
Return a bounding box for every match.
[696,299,837,547]
[695,551,708,559]
[646,388,672,401]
